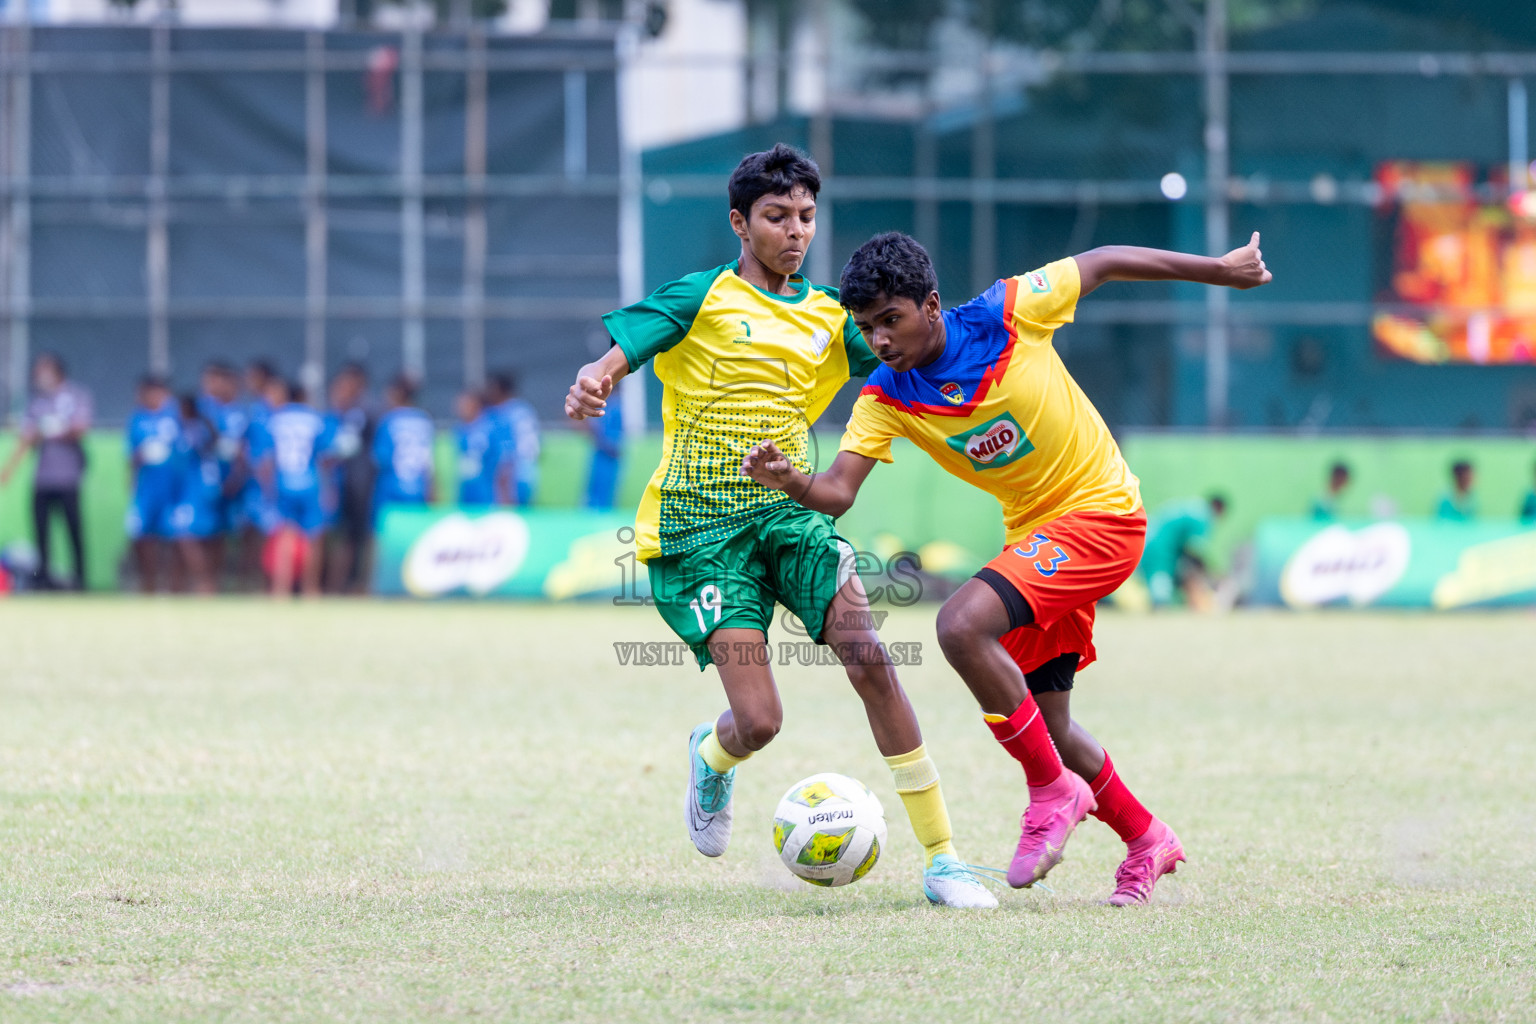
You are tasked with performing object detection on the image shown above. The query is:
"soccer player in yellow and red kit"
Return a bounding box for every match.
[743,230,1271,905]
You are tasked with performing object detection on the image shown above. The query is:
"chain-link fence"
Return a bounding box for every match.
[1,22,635,423]
[5,7,1536,431]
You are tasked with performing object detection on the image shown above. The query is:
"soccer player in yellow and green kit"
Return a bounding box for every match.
[565,145,995,908]
[744,230,1271,905]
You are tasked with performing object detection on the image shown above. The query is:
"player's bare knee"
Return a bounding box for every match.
[735,712,781,751]
[935,604,980,665]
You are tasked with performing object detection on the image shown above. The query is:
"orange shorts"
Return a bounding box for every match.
[982,508,1147,676]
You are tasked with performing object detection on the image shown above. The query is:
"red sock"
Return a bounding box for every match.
[1088,749,1154,843]
[984,694,1064,788]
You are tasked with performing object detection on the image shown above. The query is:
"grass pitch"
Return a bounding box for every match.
[1,599,1534,1022]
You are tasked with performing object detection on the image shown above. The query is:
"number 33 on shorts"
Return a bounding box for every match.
[1014,534,1071,578]
[690,584,724,632]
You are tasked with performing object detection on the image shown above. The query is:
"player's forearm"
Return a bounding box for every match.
[780,467,855,517]
[577,345,631,388]
[1076,246,1234,291]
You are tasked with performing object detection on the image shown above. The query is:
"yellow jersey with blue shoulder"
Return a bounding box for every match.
[839,257,1141,544]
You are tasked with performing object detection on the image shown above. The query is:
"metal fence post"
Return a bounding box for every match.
[806,0,833,288]
[463,25,488,389]
[304,30,328,395]
[1510,77,1529,194]
[564,67,587,181]
[147,22,171,376]
[1203,0,1231,427]
[914,110,938,251]
[970,43,996,297]
[2,20,30,423]
[400,20,426,383]
[616,24,645,435]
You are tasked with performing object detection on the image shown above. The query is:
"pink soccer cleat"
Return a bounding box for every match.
[1007,770,1096,888]
[1106,818,1185,906]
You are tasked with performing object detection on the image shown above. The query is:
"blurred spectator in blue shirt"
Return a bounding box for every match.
[1435,460,1477,521]
[173,392,224,594]
[373,375,435,524]
[584,380,624,510]
[455,389,498,505]
[1519,460,1536,524]
[323,363,376,594]
[1310,461,1351,521]
[125,375,183,593]
[0,352,93,590]
[255,379,335,598]
[487,371,540,507]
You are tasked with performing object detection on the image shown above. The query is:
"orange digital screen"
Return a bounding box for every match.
[1372,160,1536,364]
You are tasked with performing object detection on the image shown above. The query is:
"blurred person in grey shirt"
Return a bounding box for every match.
[0,353,93,589]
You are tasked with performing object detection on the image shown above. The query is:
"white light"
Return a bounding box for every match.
[1160,172,1188,201]
[1310,173,1339,204]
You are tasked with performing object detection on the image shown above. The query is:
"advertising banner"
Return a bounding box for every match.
[374,506,652,601]
[1252,518,1536,609]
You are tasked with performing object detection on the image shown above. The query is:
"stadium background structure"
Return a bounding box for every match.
[3,7,1536,432]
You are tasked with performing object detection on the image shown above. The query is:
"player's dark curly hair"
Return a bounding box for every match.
[728,143,821,219]
[838,232,938,314]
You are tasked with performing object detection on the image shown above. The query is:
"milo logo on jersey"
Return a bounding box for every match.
[947,412,1034,471]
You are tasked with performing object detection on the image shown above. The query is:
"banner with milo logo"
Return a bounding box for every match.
[1251,518,1536,609]
[374,506,651,600]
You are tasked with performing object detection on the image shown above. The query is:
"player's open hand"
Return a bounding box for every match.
[1221,231,1272,289]
[741,440,794,490]
[565,372,612,421]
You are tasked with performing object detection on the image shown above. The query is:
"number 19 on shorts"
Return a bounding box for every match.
[690,585,723,633]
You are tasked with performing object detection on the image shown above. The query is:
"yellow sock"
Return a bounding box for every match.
[699,728,752,773]
[884,744,956,868]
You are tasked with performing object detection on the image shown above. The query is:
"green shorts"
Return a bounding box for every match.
[646,505,855,670]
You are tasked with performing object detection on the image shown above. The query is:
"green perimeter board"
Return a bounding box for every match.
[4,430,1532,589]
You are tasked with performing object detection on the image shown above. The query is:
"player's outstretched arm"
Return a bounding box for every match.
[1075,231,1272,296]
[740,443,876,518]
[565,345,630,421]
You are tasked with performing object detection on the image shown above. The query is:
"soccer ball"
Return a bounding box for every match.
[772,772,887,887]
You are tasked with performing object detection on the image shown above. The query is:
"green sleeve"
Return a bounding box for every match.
[601,267,721,372]
[842,316,879,377]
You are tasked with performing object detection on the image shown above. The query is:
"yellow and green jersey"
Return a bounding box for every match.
[840,257,1142,545]
[604,261,876,561]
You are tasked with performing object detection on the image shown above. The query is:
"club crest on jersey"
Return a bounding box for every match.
[939,381,965,405]
[947,412,1035,471]
[1026,270,1050,293]
[810,328,833,357]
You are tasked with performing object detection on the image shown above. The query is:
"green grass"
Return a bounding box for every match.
[2,600,1534,1022]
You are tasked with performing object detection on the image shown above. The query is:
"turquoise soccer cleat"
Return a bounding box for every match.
[923,853,1000,909]
[684,723,735,858]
